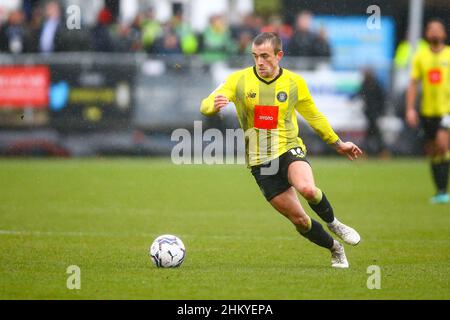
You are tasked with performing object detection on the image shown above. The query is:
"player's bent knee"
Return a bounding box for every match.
[298,185,317,201]
[291,215,310,229]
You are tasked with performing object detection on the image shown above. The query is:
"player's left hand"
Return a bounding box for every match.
[334,141,363,161]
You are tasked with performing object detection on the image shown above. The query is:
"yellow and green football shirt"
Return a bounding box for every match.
[200,66,339,167]
[411,45,450,117]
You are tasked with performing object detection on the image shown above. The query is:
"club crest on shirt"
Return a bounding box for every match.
[277,91,287,102]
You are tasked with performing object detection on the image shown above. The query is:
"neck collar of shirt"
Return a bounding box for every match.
[253,66,283,85]
[429,44,446,54]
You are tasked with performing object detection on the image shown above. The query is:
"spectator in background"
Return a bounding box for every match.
[169,7,198,55]
[235,29,253,55]
[231,14,262,55]
[22,0,36,21]
[178,27,198,55]
[242,14,260,36]
[288,11,331,58]
[251,14,264,35]
[91,7,114,52]
[314,26,331,57]
[201,15,235,63]
[129,14,144,51]
[261,15,293,51]
[0,9,31,53]
[32,0,91,52]
[288,11,316,56]
[232,14,260,41]
[353,69,386,155]
[37,0,63,53]
[153,23,182,55]
[140,8,162,54]
[112,22,140,52]
[27,4,43,44]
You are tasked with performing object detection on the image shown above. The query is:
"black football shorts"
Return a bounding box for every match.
[251,147,310,201]
[420,116,443,141]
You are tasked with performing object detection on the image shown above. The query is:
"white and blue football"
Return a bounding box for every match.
[150,234,186,268]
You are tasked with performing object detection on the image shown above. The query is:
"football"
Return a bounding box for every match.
[150,234,186,268]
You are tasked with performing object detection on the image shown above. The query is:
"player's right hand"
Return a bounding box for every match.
[335,141,363,161]
[214,95,229,113]
[406,108,419,128]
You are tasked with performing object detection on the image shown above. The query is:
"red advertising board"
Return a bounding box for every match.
[0,66,50,108]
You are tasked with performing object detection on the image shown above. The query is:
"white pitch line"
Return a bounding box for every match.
[0,230,109,237]
[0,229,295,241]
[0,229,166,238]
[0,230,444,244]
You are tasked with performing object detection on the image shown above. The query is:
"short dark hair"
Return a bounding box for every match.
[426,18,446,29]
[252,32,282,54]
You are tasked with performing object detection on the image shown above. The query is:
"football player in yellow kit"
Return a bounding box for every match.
[406,19,450,204]
[201,33,363,268]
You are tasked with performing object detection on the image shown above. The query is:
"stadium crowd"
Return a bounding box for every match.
[0,1,331,61]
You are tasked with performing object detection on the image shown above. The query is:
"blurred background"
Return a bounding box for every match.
[0,0,449,158]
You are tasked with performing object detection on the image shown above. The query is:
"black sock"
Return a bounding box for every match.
[298,219,334,249]
[431,161,449,194]
[308,193,335,223]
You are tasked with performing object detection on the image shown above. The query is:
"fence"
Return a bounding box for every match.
[0,52,414,157]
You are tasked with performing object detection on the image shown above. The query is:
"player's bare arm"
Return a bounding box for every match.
[406,79,419,128]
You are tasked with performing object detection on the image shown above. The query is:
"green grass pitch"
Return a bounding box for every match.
[0,158,448,299]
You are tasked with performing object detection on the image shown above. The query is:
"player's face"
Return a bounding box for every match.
[252,42,283,78]
[425,22,447,45]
